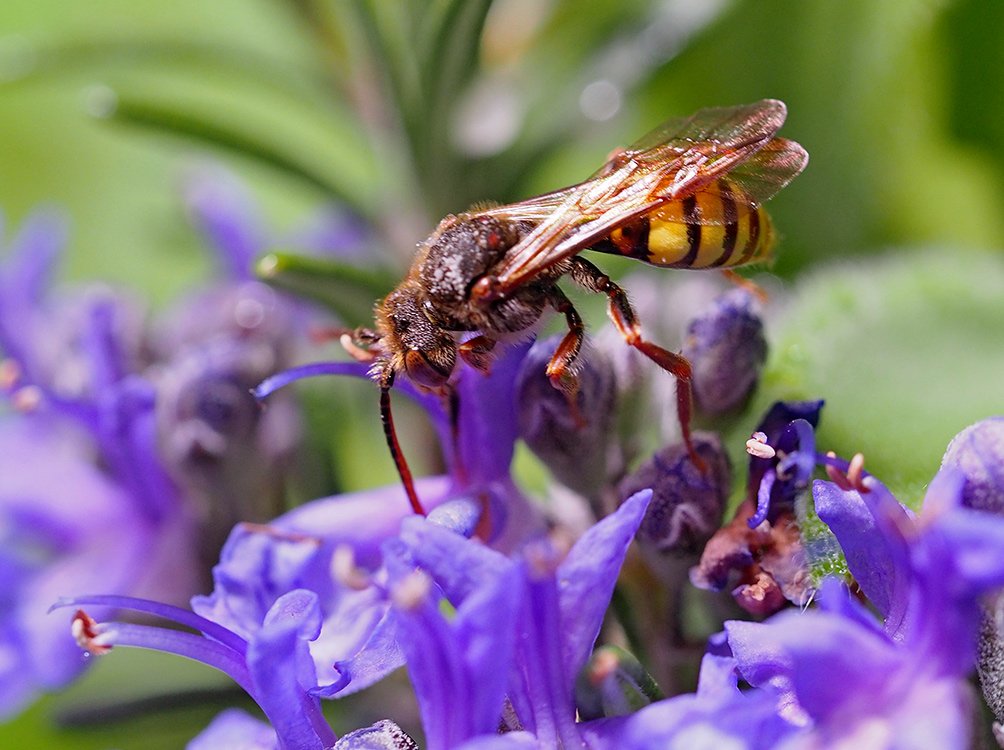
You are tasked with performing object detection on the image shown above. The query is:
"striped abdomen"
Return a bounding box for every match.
[592,178,774,269]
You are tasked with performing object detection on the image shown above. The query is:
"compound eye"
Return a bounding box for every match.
[404,350,451,388]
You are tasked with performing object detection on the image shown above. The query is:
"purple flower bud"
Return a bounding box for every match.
[154,339,300,562]
[516,336,617,497]
[682,288,767,416]
[149,281,293,361]
[942,417,1004,723]
[334,720,419,749]
[941,416,1004,513]
[618,433,730,556]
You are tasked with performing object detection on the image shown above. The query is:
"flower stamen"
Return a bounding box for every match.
[12,385,42,412]
[391,570,432,610]
[0,358,20,390]
[71,610,113,655]
[824,451,870,493]
[332,544,372,591]
[746,431,776,460]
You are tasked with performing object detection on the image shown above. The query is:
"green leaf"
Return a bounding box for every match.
[755,249,1004,503]
[95,81,377,215]
[256,251,395,325]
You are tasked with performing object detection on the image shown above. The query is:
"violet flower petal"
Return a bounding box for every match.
[557,489,652,680]
[726,608,901,725]
[0,208,67,377]
[454,734,541,750]
[454,340,531,484]
[391,557,523,749]
[247,590,336,750]
[188,709,278,750]
[184,164,266,281]
[396,514,512,604]
[812,480,897,618]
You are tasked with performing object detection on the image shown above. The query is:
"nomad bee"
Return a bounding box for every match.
[344,99,808,514]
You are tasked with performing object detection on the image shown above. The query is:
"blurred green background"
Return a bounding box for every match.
[2,0,1003,746]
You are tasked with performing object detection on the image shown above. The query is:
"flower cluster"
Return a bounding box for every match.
[10,172,1004,750]
[0,169,365,717]
[58,410,1004,749]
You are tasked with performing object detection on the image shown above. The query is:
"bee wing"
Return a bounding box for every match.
[472,185,580,222]
[647,137,810,227]
[618,98,789,165]
[491,101,804,292]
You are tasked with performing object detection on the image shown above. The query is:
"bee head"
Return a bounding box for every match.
[375,282,457,389]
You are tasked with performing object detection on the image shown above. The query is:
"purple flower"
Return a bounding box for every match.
[604,636,797,749]
[0,414,194,718]
[515,335,618,498]
[939,417,1004,726]
[255,338,545,549]
[618,433,730,556]
[55,591,336,750]
[724,450,1004,747]
[0,212,200,716]
[1,170,356,715]
[395,489,653,747]
[691,401,823,615]
[381,541,524,749]
[189,478,467,700]
[745,400,825,528]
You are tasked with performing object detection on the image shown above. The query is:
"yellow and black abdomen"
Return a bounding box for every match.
[592,178,775,270]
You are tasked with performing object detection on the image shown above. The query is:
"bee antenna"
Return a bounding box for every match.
[379,378,426,516]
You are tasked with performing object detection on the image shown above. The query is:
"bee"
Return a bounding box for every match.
[344,99,808,515]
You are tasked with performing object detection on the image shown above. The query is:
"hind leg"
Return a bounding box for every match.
[569,257,705,470]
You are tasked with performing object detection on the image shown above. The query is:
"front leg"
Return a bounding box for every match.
[568,257,705,471]
[337,326,381,363]
[458,334,497,373]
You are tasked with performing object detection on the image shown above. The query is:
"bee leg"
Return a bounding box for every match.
[569,257,706,472]
[544,286,587,427]
[721,269,768,303]
[458,335,497,373]
[334,326,381,363]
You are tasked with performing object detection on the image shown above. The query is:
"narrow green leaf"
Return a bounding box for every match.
[256,251,395,325]
[98,88,374,214]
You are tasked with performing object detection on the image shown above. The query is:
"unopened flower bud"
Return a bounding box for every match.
[618,433,730,556]
[575,645,663,720]
[516,336,617,496]
[155,338,299,566]
[943,417,1004,724]
[333,719,419,749]
[941,416,1004,513]
[682,288,767,415]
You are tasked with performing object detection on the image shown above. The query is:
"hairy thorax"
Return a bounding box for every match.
[415,213,556,334]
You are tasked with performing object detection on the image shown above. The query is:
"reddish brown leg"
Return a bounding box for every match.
[458,335,497,373]
[544,286,586,427]
[569,257,706,471]
[721,269,768,303]
[335,326,382,363]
